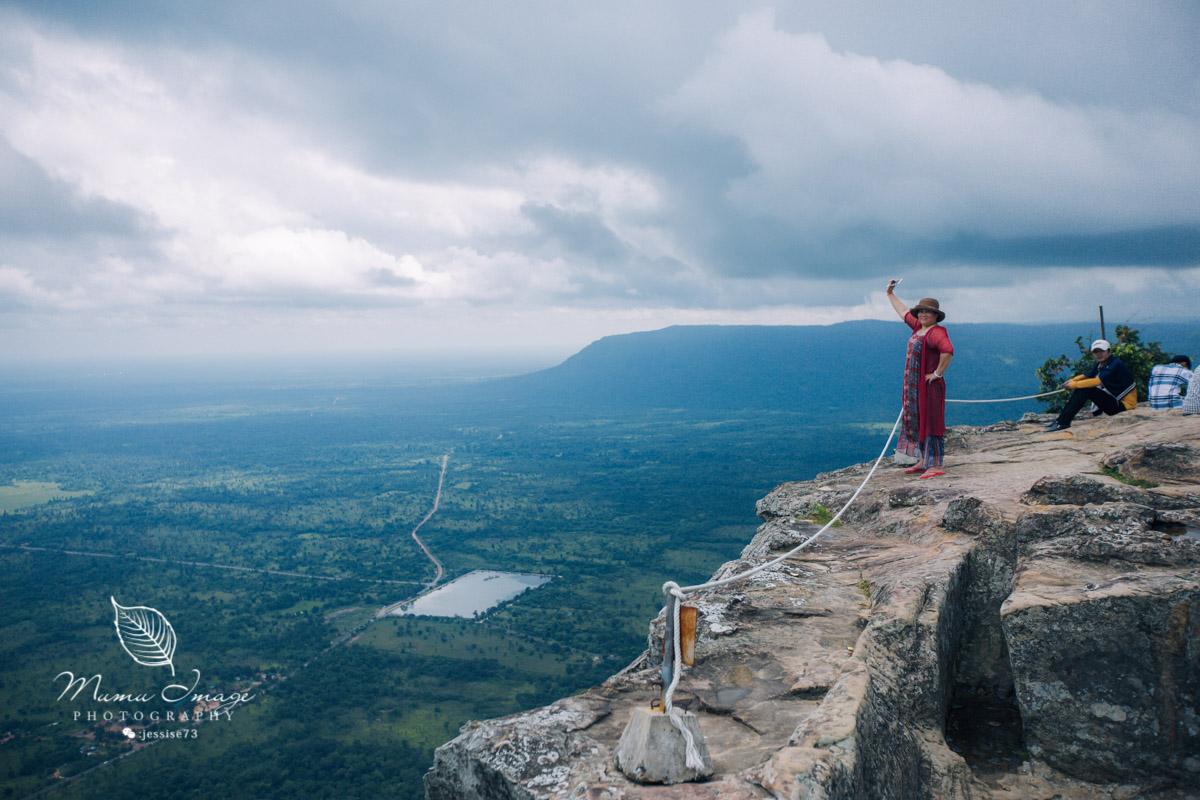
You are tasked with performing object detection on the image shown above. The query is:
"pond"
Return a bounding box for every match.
[397,570,553,618]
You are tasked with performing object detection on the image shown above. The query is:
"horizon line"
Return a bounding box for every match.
[1,317,1194,369]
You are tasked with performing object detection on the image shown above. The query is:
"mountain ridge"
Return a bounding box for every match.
[485,320,1199,419]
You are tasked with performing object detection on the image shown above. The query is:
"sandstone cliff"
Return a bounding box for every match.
[425,410,1199,799]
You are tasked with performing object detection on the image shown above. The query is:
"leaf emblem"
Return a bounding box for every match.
[111,597,177,676]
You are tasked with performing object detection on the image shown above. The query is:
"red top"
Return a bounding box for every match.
[904,312,955,439]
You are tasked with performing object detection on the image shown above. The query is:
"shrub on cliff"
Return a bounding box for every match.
[1036,325,1170,412]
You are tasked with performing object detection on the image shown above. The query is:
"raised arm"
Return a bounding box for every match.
[885,280,908,320]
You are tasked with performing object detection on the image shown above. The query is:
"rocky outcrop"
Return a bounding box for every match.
[425,409,1200,799]
[1002,561,1199,783]
[1102,442,1200,485]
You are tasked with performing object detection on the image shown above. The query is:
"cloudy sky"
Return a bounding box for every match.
[1,1,1197,361]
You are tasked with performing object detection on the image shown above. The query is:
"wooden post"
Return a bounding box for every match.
[679,605,697,666]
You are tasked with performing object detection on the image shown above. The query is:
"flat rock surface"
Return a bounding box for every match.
[425,409,1200,799]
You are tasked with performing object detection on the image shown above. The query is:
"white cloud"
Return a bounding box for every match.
[0,21,684,313]
[291,150,529,243]
[208,227,426,294]
[0,265,55,308]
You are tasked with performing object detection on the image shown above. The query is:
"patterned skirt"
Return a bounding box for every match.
[897,334,944,467]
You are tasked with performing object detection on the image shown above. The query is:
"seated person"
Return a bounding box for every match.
[1148,355,1192,410]
[1044,339,1136,432]
[1185,374,1200,416]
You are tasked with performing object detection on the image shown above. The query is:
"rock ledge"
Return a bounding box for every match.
[426,409,1199,799]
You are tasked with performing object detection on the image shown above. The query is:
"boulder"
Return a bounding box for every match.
[614,707,714,784]
[424,699,608,800]
[1013,503,1156,550]
[1022,475,1200,510]
[1033,529,1200,567]
[941,496,1007,537]
[1102,442,1200,485]
[1002,563,1200,783]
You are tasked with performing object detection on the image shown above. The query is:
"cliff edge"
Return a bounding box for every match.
[425,409,1199,799]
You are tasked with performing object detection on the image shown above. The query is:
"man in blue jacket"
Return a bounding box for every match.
[1044,339,1137,432]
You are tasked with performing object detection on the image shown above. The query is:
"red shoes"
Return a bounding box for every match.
[905,464,946,478]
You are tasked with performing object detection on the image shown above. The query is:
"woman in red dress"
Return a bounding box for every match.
[886,281,954,479]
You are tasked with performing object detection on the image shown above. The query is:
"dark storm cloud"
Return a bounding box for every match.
[662,9,1200,279]
[2,1,1197,317]
[703,221,1200,278]
[520,203,631,263]
[700,219,913,278]
[930,225,1200,267]
[7,2,729,178]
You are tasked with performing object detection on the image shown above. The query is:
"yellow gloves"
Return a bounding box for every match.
[1065,375,1101,390]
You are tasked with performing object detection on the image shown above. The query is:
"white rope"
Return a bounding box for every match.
[656,386,1063,742]
[663,587,706,771]
[677,408,904,595]
[946,388,1065,404]
[662,582,685,711]
[659,408,904,715]
[668,707,705,771]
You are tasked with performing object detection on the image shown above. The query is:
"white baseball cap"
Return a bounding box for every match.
[1091,339,1111,351]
